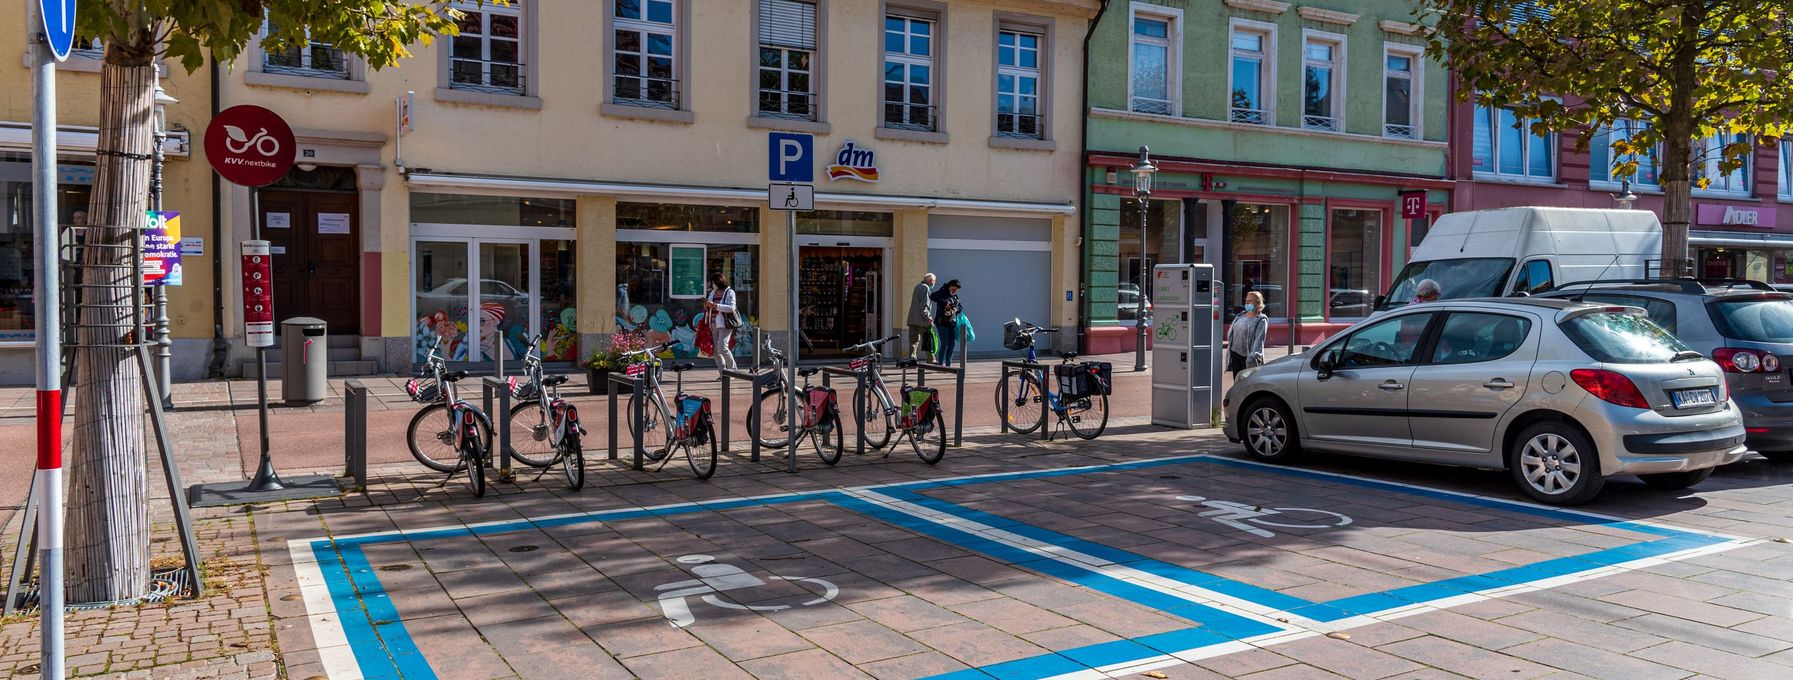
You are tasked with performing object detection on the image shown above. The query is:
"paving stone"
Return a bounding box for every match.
[1271,634,1426,679]
[907,620,1051,667]
[855,650,971,680]
[1379,636,1558,679]
[1504,639,1693,680]
[1629,640,1793,680]
[796,620,930,665]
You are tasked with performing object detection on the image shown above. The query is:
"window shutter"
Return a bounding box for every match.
[759,0,817,51]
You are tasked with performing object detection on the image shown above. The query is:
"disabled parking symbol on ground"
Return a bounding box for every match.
[1175,495,1352,539]
[654,554,840,628]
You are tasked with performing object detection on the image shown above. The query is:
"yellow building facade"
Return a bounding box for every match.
[214,0,1094,373]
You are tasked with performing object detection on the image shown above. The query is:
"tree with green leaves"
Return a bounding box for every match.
[1422,0,1793,275]
[65,0,478,604]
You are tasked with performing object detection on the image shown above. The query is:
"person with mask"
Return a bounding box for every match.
[1228,290,1269,377]
[929,279,963,366]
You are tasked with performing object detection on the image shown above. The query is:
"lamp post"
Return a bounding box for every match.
[1129,146,1157,372]
[150,82,178,409]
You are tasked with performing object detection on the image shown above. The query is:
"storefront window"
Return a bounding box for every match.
[1328,209,1382,321]
[1224,203,1289,321]
[797,210,894,236]
[410,192,576,363]
[1116,198,1179,323]
[616,242,758,360]
[411,193,574,226]
[0,154,93,341]
[618,203,758,233]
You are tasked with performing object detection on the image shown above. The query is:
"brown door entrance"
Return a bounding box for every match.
[257,188,361,334]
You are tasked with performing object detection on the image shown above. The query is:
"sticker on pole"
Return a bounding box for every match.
[242,241,275,348]
[205,106,296,187]
[38,0,77,62]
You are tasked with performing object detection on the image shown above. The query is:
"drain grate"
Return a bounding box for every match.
[508,545,539,553]
[378,564,412,572]
[8,568,192,614]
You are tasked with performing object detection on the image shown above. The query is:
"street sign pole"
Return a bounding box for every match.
[30,0,70,675]
[786,208,800,474]
[767,132,815,475]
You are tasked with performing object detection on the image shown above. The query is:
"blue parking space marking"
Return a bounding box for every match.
[296,454,1745,680]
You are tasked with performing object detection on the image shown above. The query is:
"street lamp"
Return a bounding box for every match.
[1129,145,1157,372]
[151,83,178,408]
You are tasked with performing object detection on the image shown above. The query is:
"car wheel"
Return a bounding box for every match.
[1758,451,1793,463]
[1639,467,1714,491]
[1509,421,1604,505]
[1241,397,1301,462]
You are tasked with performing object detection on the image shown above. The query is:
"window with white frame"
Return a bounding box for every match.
[614,0,679,108]
[1229,26,1268,124]
[1302,34,1343,132]
[884,13,937,131]
[1383,47,1419,139]
[996,28,1043,138]
[757,0,817,120]
[1472,103,1554,180]
[1131,11,1175,115]
[450,1,523,94]
[1698,132,1752,195]
[1780,139,1793,199]
[1588,119,1659,188]
[262,22,349,79]
[70,35,104,60]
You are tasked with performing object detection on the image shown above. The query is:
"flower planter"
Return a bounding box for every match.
[587,367,612,395]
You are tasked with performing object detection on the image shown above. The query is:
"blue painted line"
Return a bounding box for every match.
[311,541,427,680]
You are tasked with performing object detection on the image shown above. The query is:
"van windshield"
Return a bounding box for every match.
[1379,258,1515,310]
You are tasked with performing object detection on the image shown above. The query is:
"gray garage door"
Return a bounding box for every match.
[927,216,1053,357]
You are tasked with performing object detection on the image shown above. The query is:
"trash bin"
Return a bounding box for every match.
[281,317,328,405]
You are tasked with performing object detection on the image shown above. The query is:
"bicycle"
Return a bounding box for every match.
[747,337,792,449]
[504,335,587,491]
[996,319,1110,440]
[622,343,718,479]
[844,335,903,451]
[748,338,844,465]
[404,367,493,497]
[406,337,493,473]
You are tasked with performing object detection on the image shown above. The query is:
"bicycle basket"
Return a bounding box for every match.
[509,377,539,401]
[849,357,874,371]
[404,378,440,404]
[1002,321,1034,351]
[1054,364,1089,399]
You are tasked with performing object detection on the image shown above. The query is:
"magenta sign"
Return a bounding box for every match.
[1696,204,1773,229]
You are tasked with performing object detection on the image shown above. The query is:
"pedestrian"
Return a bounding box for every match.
[907,273,936,362]
[930,279,963,367]
[704,273,740,371]
[1227,290,1269,378]
[1414,278,1441,303]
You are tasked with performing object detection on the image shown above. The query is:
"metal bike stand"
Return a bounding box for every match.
[480,377,514,481]
[820,366,867,457]
[342,380,368,490]
[606,372,647,471]
[719,367,775,462]
[998,360,1051,441]
[913,361,967,447]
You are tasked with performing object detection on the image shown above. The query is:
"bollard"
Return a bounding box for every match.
[342,380,367,490]
[606,372,646,471]
[480,377,514,481]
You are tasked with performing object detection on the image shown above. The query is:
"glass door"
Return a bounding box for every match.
[413,238,540,364]
[414,240,472,362]
[477,241,532,362]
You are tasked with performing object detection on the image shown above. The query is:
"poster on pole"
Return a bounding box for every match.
[242,240,275,348]
[668,244,707,300]
[142,210,183,286]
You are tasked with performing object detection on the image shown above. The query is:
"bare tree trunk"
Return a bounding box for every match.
[66,47,155,604]
[1659,122,1693,279]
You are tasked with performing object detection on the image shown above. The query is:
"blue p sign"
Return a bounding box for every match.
[39,0,78,62]
[768,132,813,183]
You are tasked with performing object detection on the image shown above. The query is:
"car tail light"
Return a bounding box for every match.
[1570,368,1651,409]
[1764,354,1782,372]
[1712,348,1764,373]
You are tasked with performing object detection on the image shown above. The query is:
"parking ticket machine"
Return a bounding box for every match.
[1151,264,1221,428]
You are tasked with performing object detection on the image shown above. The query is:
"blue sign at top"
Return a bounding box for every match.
[768,132,814,184]
[39,0,77,61]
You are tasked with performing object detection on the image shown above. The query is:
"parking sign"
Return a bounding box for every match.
[768,132,814,183]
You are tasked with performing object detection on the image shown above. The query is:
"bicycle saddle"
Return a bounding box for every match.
[441,370,470,381]
[1057,351,1080,360]
[668,362,696,372]
[895,359,919,368]
[798,367,820,377]
[542,375,569,386]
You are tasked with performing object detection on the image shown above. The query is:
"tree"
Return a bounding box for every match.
[64,0,473,604]
[1421,0,1793,275]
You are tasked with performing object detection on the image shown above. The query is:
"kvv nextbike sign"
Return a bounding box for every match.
[204,105,296,187]
[141,211,182,286]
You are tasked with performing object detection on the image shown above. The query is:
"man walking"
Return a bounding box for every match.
[908,273,936,361]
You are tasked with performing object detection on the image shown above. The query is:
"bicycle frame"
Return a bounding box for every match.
[519,338,579,450]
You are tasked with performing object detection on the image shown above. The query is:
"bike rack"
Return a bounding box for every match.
[998,361,1052,442]
[605,372,648,471]
[719,367,779,463]
[819,366,869,457]
[480,377,515,481]
[342,379,368,490]
[912,361,966,448]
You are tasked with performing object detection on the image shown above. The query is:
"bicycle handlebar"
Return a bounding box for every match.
[622,342,676,358]
[845,335,901,354]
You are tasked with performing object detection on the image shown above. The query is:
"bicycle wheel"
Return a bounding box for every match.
[1066,392,1109,440]
[751,387,791,449]
[854,385,893,451]
[627,391,674,462]
[560,428,585,491]
[814,411,843,465]
[688,422,718,480]
[912,407,946,465]
[998,371,1045,435]
[408,404,471,473]
[506,401,559,468]
[463,436,487,498]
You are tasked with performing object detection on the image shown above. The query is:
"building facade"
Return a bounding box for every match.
[1083,0,1451,352]
[210,0,1092,376]
[0,0,216,384]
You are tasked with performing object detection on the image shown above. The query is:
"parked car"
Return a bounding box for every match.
[1223,297,1746,505]
[1379,207,1663,312]
[1328,289,1373,318]
[1118,288,1153,321]
[1538,278,1793,461]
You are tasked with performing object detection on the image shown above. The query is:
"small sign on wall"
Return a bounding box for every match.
[668,244,707,300]
[317,212,351,234]
[265,212,291,229]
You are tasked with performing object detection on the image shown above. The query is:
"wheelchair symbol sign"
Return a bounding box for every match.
[654,554,839,628]
[1175,495,1352,538]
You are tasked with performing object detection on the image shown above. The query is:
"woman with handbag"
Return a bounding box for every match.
[1227,290,1269,378]
[704,273,741,371]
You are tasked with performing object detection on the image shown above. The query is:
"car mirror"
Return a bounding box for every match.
[1373,295,1386,308]
[1316,353,1336,380]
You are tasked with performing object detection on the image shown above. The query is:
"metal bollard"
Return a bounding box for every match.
[342,380,367,490]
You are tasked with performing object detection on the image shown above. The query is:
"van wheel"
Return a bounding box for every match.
[1509,422,1604,505]
[1241,398,1301,463]
[1639,468,1713,491]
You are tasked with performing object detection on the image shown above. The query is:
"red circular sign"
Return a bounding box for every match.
[204,105,296,187]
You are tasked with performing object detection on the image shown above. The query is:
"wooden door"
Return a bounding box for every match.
[256,189,361,334]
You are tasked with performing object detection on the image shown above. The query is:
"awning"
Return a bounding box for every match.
[1688,230,1793,249]
[0,122,189,158]
[404,172,1077,217]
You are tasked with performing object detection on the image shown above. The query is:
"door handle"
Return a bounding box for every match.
[1483,379,1515,390]
[1378,381,1404,391]
[307,261,316,276]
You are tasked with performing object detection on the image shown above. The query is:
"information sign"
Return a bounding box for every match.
[668,244,707,300]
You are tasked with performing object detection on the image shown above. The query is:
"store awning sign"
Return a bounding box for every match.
[828,140,880,182]
[668,243,707,300]
[1697,204,1772,229]
[142,211,182,287]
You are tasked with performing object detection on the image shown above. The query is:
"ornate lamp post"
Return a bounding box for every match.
[1129,146,1157,372]
[151,83,178,408]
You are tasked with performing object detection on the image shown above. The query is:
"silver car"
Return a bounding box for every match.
[1222,298,1748,505]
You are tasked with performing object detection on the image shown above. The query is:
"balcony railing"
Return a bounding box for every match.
[615,76,681,110]
[997,112,1044,139]
[1302,115,1341,132]
[1384,123,1416,139]
[1229,107,1266,125]
[451,57,526,95]
[1131,98,1173,116]
[265,44,349,79]
[757,88,816,121]
[883,102,936,132]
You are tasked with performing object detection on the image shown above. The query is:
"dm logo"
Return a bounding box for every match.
[827,140,880,182]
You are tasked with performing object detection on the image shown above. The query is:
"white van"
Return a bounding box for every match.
[1378,207,1662,312]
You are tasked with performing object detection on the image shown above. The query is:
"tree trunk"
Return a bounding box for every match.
[66,48,155,604]
[1659,130,1693,279]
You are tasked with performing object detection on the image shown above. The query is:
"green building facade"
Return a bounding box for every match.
[1082,0,1452,352]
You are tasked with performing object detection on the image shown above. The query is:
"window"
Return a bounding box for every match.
[1302,33,1344,132]
[262,22,349,79]
[1383,47,1419,139]
[1579,293,1676,333]
[1228,25,1268,124]
[70,35,104,60]
[1327,209,1381,320]
[1225,203,1289,321]
[450,1,523,94]
[1431,313,1530,365]
[1337,313,1435,368]
[1472,103,1554,180]
[1511,259,1554,295]
[884,13,937,131]
[1589,119,1659,188]
[1698,133,1751,195]
[1560,311,1688,364]
[996,28,1044,138]
[0,154,93,342]
[614,0,679,108]
[1131,11,1176,115]
[1781,139,1793,199]
[757,0,818,120]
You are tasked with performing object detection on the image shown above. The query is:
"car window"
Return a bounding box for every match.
[1382,258,1515,309]
[1430,313,1532,365]
[1579,293,1677,334]
[1560,311,1690,363]
[1512,260,1554,295]
[1338,313,1435,368]
[1707,297,1793,343]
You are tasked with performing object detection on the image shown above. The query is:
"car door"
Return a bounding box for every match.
[1298,311,1439,450]
[1406,311,1538,459]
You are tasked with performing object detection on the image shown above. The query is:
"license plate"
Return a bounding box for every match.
[1671,388,1716,409]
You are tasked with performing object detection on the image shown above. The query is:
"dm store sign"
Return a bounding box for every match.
[827,140,880,182]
